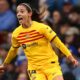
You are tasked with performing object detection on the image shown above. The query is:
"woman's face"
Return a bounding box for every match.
[65,35,74,43]
[53,11,61,24]
[17,5,31,25]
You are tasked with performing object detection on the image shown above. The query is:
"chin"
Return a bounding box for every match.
[19,23,22,25]
[19,21,23,25]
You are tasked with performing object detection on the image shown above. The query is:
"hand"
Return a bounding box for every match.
[0,64,6,73]
[71,58,79,67]
[67,55,79,67]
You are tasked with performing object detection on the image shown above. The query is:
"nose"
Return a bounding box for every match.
[17,12,22,17]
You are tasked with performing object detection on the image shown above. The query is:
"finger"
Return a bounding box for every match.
[74,62,80,67]
[0,67,6,70]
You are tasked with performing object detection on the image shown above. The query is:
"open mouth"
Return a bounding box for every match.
[18,18,23,21]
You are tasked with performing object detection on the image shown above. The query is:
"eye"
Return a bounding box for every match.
[20,11,24,13]
[20,10,24,13]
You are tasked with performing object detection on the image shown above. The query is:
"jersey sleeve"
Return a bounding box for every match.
[52,36,71,57]
[41,24,56,41]
[3,32,20,64]
[12,33,20,48]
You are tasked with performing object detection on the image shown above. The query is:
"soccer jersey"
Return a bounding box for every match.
[12,21,59,70]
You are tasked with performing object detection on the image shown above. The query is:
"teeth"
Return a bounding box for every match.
[18,18,23,20]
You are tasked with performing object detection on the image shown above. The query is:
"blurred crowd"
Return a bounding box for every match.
[0,0,80,80]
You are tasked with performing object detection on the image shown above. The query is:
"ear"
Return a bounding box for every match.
[28,12,32,17]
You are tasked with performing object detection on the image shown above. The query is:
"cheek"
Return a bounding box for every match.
[16,13,19,17]
[23,13,28,18]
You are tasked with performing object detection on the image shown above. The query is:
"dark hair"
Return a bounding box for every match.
[18,3,32,13]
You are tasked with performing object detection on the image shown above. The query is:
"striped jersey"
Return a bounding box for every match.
[12,21,59,70]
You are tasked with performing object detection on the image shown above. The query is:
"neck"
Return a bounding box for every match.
[22,19,32,28]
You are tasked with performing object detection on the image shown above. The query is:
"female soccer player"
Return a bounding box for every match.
[0,3,79,80]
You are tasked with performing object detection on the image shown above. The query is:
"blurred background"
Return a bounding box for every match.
[0,0,80,80]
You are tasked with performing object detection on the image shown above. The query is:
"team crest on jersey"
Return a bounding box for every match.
[25,34,30,38]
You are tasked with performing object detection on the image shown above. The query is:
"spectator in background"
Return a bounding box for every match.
[0,32,7,44]
[62,0,73,14]
[68,8,80,29]
[59,21,70,41]
[64,27,79,57]
[0,32,12,55]
[39,1,50,24]
[68,10,78,23]
[67,27,80,56]
[52,10,62,33]
[61,27,80,80]
[52,10,61,26]
[62,0,73,20]
[0,0,17,32]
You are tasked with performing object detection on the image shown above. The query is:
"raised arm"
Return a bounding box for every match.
[51,36,79,66]
[41,24,79,66]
